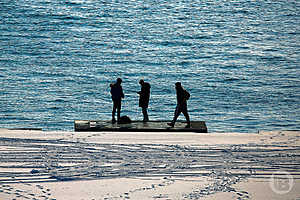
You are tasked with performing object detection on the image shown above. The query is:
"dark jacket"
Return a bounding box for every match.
[110,83,124,101]
[138,82,151,108]
[176,86,189,106]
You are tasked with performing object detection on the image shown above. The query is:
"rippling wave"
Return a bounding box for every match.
[0,0,299,132]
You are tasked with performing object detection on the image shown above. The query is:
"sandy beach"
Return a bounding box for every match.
[0,129,299,200]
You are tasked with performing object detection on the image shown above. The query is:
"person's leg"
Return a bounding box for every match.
[168,106,181,127]
[142,107,149,122]
[112,101,117,123]
[182,104,191,128]
[117,100,121,122]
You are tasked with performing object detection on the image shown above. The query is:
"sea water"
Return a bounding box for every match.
[0,0,299,132]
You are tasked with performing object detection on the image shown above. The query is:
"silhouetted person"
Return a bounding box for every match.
[137,79,151,122]
[110,78,124,123]
[168,82,191,128]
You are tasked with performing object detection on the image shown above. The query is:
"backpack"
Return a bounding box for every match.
[184,90,190,100]
[118,115,132,124]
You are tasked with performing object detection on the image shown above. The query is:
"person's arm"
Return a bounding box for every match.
[146,83,151,94]
[138,85,145,95]
[177,90,186,105]
[110,84,113,95]
[121,86,125,98]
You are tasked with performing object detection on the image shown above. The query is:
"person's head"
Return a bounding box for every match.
[116,78,122,84]
[175,82,181,89]
[139,79,144,85]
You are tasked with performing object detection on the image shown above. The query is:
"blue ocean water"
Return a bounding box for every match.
[0,0,299,132]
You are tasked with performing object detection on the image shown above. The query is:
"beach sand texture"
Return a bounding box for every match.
[0,129,299,200]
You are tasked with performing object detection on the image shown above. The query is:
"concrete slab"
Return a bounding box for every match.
[74,120,208,133]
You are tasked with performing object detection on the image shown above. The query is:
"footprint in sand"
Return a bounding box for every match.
[36,184,44,189]
[152,194,169,199]
[2,184,13,191]
[123,192,130,199]
[236,190,250,199]
[39,194,49,199]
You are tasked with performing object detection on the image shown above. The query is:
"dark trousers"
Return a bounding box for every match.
[172,103,190,125]
[112,99,121,121]
[142,107,149,122]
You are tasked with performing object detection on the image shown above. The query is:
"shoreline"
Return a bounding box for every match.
[2,126,299,133]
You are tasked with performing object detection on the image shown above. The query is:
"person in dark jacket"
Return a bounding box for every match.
[168,82,191,128]
[137,79,151,122]
[110,78,124,123]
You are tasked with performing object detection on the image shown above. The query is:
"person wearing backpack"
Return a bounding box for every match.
[110,78,125,124]
[168,82,191,128]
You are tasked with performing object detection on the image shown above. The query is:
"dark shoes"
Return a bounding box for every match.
[112,118,116,124]
[185,124,191,128]
[167,122,174,128]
